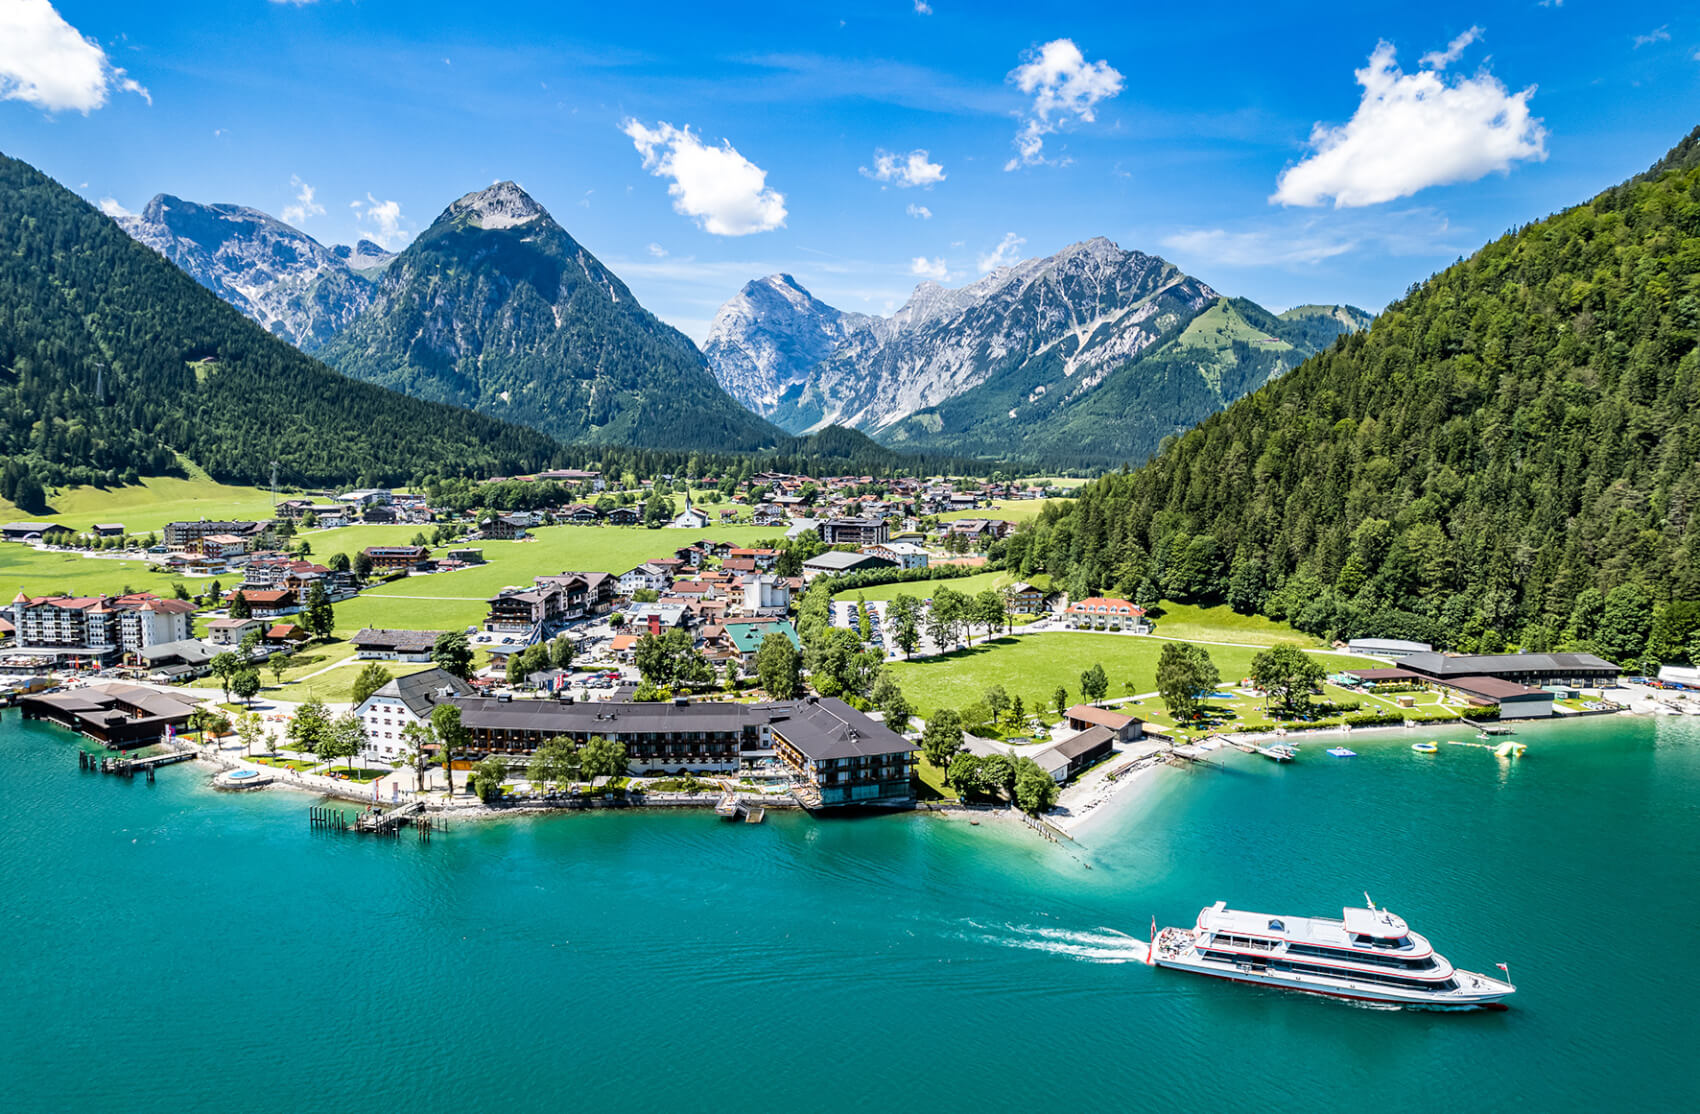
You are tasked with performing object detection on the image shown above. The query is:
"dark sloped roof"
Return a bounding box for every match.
[758,697,916,760]
[455,696,754,735]
[370,667,474,717]
[350,628,445,652]
[1402,651,1620,677]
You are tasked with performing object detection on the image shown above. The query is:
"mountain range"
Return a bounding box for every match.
[119,182,784,454]
[0,151,561,498]
[1008,125,1700,663]
[703,240,1370,467]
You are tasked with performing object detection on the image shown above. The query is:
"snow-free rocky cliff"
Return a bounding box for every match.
[116,195,392,350]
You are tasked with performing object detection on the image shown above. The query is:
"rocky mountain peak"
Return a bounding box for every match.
[438,181,549,230]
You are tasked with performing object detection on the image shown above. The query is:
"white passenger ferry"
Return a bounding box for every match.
[1152,899,1515,1009]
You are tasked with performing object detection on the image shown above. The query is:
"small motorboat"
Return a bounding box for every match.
[1326,747,1357,758]
[1412,741,1439,754]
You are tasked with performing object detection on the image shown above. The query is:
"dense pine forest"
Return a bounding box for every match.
[0,152,565,499]
[1003,128,1700,669]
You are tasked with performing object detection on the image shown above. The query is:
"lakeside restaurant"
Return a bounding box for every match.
[20,684,200,748]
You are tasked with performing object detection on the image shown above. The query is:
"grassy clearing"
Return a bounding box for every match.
[938,498,1072,524]
[887,632,1378,720]
[307,523,783,601]
[1148,602,1319,647]
[0,475,279,536]
[834,570,1017,604]
[915,757,958,801]
[0,545,186,599]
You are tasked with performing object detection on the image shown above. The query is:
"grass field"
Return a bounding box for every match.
[0,545,187,599]
[0,475,280,536]
[938,498,1071,524]
[833,570,1018,604]
[1148,602,1320,646]
[886,632,1377,720]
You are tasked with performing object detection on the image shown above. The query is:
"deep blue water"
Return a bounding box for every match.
[3,710,1696,1112]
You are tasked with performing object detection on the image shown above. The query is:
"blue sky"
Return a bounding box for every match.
[2,1,1697,343]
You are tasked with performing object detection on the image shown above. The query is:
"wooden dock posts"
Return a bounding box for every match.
[78,748,196,782]
[309,801,446,841]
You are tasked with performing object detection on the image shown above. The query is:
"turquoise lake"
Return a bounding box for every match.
[3,710,1696,1112]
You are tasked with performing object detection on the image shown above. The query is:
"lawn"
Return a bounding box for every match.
[886,632,1380,720]
[1148,602,1320,647]
[0,474,280,536]
[833,570,1018,603]
[307,522,784,602]
[0,544,188,599]
[938,498,1072,524]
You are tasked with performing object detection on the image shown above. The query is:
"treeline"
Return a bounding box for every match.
[1002,127,1700,670]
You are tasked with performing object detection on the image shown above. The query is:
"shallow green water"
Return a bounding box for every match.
[3,711,1696,1112]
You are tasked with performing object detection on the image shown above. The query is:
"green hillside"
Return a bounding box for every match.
[1000,127,1700,669]
[882,296,1367,468]
[318,183,785,453]
[0,152,562,506]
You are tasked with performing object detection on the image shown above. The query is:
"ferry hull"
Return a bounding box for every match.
[1154,955,1513,1010]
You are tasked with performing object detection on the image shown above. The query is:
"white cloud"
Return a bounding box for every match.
[906,203,933,220]
[622,119,787,236]
[1004,39,1123,170]
[280,176,324,225]
[914,1,933,13]
[1419,26,1481,70]
[1271,36,1546,208]
[0,0,150,113]
[861,148,945,188]
[910,256,951,281]
[647,242,669,258]
[977,232,1026,273]
[1633,26,1670,49]
[352,194,409,249]
[98,197,133,219]
[1161,228,1358,266]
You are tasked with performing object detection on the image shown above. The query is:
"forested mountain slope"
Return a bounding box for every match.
[1002,128,1700,667]
[318,183,785,452]
[0,152,562,504]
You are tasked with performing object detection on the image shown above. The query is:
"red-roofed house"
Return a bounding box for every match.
[1065,597,1149,633]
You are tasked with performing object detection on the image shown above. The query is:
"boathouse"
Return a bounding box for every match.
[19,684,200,748]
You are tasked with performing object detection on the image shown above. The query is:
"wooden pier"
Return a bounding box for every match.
[310,801,446,841]
[78,747,197,783]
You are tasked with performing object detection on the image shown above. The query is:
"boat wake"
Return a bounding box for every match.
[965,921,1152,964]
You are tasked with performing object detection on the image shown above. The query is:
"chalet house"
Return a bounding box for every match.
[946,518,1010,544]
[265,623,308,646]
[728,547,780,571]
[364,545,430,572]
[485,587,560,633]
[3,521,69,544]
[618,563,672,595]
[480,515,529,540]
[240,589,298,618]
[164,519,268,552]
[606,506,641,526]
[1006,582,1045,613]
[351,628,447,662]
[1064,597,1148,633]
[362,505,401,525]
[273,499,315,520]
[721,557,758,575]
[751,504,787,527]
[206,616,264,646]
[1064,704,1145,743]
[563,503,601,525]
[535,571,616,618]
[92,523,126,538]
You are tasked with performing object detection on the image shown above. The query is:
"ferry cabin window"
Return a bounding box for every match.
[1352,934,1413,949]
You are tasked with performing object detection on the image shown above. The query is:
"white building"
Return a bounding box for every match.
[618,562,671,595]
[355,667,473,763]
[741,574,791,616]
[862,541,929,570]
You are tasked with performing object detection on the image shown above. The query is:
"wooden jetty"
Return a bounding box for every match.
[311,801,445,841]
[78,747,197,783]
